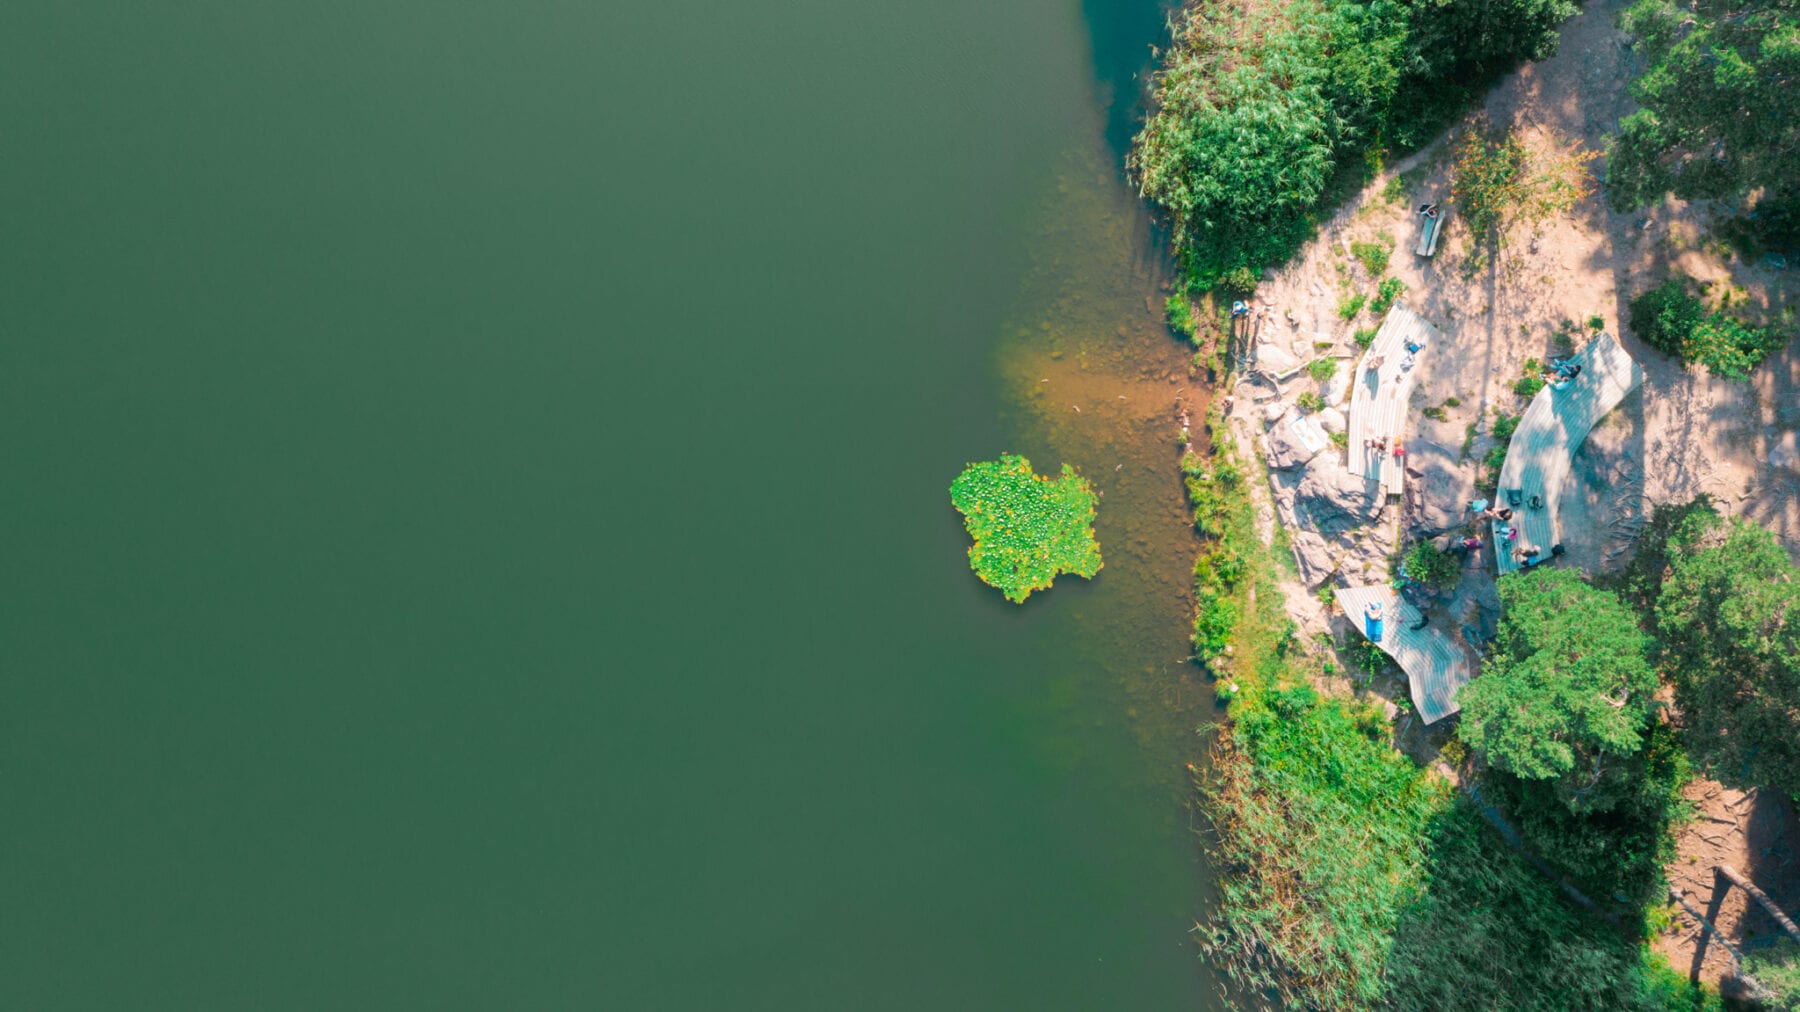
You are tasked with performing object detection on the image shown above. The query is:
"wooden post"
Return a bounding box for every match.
[1717,864,1800,946]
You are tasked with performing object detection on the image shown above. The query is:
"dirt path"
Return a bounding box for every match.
[1659,781,1800,990]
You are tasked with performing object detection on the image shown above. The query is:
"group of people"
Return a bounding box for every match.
[1363,435,1404,459]
[1542,356,1582,390]
[1466,498,1564,568]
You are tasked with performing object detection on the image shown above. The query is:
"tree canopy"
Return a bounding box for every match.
[1609,0,1800,250]
[1656,509,1800,795]
[1132,0,1577,289]
[1458,569,1658,812]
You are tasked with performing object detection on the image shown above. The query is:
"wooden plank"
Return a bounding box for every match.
[1492,333,1643,575]
[1334,584,1475,724]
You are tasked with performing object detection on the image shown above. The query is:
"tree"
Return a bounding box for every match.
[1608,0,1800,250]
[1656,511,1800,795]
[1457,569,1658,812]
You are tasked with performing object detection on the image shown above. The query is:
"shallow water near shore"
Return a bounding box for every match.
[0,1,1221,1006]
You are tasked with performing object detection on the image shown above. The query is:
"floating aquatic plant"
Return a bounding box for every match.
[949,455,1101,603]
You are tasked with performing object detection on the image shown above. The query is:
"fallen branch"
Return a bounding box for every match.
[1717,864,1800,945]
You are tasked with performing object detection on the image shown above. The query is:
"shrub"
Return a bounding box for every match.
[1587,314,1605,331]
[1402,539,1462,589]
[1452,123,1595,270]
[1308,357,1338,382]
[1513,374,1544,397]
[1166,293,1197,339]
[1483,443,1508,479]
[1492,413,1519,441]
[1422,405,1447,422]
[1354,327,1378,349]
[1743,938,1800,1011]
[1221,266,1259,297]
[1351,239,1391,276]
[1328,430,1348,449]
[1629,278,1705,357]
[949,455,1102,603]
[1297,391,1326,412]
[1370,276,1407,314]
[1337,292,1368,320]
[1443,396,1461,408]
[1630,275,1789,378]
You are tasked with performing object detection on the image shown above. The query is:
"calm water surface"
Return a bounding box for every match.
[1,1,1223,1007]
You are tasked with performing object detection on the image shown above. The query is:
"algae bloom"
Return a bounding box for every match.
[949,454,1102,603]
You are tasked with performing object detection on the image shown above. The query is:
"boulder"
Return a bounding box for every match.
[1294,456,1385,535]
[1290,530,1337,587]
[1265,414,1322,470]
[1402,438,1477,536]
[1325,367,1351,406]
[1318,406,1347,434]
[1256,340,1302,376]
[1262,400,1288,425]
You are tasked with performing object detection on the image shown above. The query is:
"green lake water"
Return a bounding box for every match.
[1,1,1224,1007]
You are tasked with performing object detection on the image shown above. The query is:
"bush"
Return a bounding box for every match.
[1370,276,1407,314]
[1483,443,1507,479]
[1492,413,1519,441]
[1354,327,1378,349]
[1513,374,1545,397]
[1588,314,1605,331]
[1629,275,1788,378]
[1402,539,1462,589]
[1297,391,1326,412]
[1308,357,1338,383]
[1452,123,1595,271]
[1351,239,1391,276]
[1743,938,1800,1010]
[1629,279,1705,357]
[1337,292,1368,320]
[949,456,1102,603]
[1166,293,1197,340]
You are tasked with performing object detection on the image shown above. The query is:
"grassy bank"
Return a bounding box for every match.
[1182,411,1711,1008]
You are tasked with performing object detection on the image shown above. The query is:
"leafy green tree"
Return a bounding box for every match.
[1609,0,1800,250]
[1656,511,1800,795]
[1132,0,1578,290]
[1458,569,1658,812]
